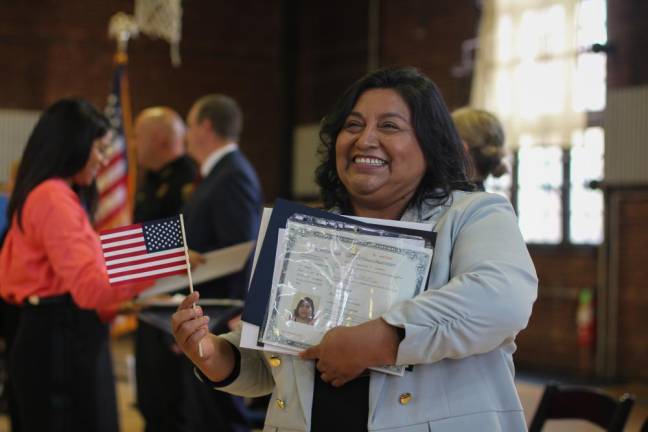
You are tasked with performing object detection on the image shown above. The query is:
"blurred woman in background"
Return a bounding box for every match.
[0,98,150,432]
[452,107,507,190]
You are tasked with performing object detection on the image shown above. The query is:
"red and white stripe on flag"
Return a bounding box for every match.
[100,216,188,286]
[96,134,129,229]
[97,62,133,231]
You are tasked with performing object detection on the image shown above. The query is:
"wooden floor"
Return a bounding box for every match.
[1,336,646,431]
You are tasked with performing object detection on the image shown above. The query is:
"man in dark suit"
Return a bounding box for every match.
[182,94,263,432]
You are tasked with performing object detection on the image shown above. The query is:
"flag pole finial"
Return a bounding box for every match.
[108,12,139,56]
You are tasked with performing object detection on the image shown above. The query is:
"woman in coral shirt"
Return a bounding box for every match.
[0,98,150,432]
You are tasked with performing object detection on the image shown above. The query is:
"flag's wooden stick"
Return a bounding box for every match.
[179,214,203,358]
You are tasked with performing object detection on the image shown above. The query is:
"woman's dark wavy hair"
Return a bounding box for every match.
[8,98,110,229]
[315,67,474,212]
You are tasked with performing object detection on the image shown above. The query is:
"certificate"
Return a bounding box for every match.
[260,216,432,353]
[137,241,255,299]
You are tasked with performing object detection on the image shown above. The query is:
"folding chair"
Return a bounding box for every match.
[529,384,634,432]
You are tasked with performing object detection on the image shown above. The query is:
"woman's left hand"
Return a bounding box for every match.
[300,318,401,387]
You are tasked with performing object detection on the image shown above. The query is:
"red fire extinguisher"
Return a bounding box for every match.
[576,288,595,348]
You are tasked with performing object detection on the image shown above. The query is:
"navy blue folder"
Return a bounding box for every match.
[242,199,436,326]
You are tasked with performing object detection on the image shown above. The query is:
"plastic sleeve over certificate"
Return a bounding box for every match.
[260,214,433,372]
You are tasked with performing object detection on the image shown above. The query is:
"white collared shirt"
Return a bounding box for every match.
[200,143,238,178]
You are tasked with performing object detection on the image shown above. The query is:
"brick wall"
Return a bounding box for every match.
[0,0,480,201]
[516,248,598,375]
[607,0,648,88]
[604,189,648,381]
[603,0,648,381]
[294,0,369,125]
[0,0,286,201]
[379,0,479,110]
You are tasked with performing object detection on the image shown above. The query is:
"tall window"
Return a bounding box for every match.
[473,0,607,244]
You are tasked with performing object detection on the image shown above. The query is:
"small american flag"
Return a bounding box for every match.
[100,216,188,286]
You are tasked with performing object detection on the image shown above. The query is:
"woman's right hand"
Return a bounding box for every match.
[172,291,236,381]
[172,292,212,362]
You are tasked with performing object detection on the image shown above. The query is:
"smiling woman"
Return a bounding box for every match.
[172,67,538,432]
[334,88,426,220]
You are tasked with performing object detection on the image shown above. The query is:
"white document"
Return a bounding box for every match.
[252,228,423,375]
[137,241,255,300]
[261,220,432,351]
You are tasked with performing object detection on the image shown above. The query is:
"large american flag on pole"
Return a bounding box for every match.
[100,216,188,286]
[96,62,133,230]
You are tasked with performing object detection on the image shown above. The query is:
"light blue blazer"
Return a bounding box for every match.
[218,191,538,431]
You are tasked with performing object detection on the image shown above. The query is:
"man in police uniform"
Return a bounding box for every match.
[134,107,197,223]
[133,107,197,432]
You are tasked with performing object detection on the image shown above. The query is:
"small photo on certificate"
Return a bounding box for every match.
[266,289,326,349]
[290,295,319,326]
